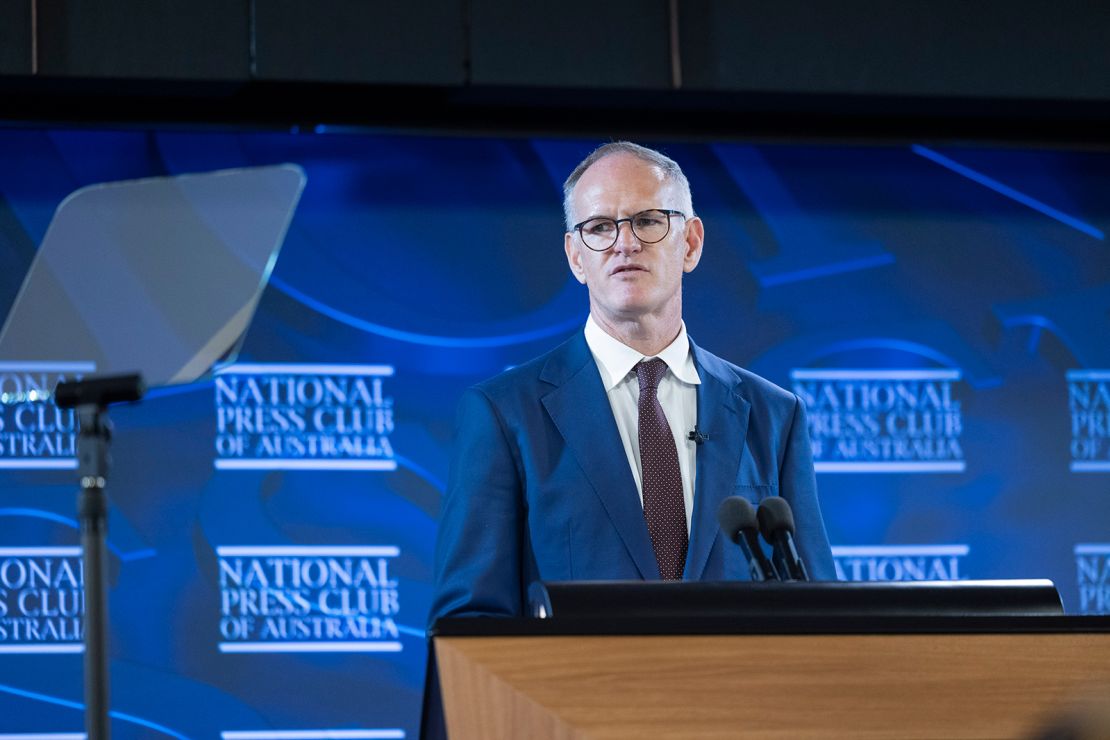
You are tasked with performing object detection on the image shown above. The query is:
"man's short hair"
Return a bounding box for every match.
[562,141,694,230]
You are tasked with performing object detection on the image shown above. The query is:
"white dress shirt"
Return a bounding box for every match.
[584,314,701,532]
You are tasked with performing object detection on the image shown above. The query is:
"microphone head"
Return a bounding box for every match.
[757,496,796,540]
[716,496,758,544]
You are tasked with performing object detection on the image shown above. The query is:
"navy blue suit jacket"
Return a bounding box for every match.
[430,330,834,621]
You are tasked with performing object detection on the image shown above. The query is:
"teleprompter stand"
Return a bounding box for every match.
[55,373,145,740]
[0,164,306,739]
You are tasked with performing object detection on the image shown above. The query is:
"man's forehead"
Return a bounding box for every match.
[577,153,667,187]
[572,154,673,207]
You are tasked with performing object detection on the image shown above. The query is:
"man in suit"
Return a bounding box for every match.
[431,142,834,621]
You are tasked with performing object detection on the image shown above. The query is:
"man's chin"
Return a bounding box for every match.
[598,301,661,323]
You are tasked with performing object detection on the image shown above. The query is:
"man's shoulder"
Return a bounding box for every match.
[471,355,548,397]
[693,343,798,408]
[470,330,589,401]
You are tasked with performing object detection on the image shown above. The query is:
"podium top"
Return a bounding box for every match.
[432,613,1110,638]
[431,579,1110,637]
[528,578,1065,619]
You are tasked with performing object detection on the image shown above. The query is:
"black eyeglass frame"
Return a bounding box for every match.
[571,209,687,252]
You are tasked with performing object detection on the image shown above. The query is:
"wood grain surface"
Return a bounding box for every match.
[435,632,1110,739]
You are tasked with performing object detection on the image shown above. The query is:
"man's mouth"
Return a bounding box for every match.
[610,264,647,276]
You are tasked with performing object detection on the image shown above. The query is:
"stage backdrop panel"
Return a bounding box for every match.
[0,128,1107,737]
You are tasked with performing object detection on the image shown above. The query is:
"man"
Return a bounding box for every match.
[431,142,834,621]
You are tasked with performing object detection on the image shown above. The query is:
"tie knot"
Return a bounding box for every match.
[636,358,669,392]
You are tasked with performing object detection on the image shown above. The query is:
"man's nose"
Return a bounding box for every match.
[612,220,643,253]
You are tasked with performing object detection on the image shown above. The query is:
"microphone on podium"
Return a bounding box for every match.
[716,496,779,582]
[757,497,809,582]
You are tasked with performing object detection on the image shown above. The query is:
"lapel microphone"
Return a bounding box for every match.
[687,427,709,444]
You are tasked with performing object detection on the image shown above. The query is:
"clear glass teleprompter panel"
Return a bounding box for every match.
[0,165,306,390]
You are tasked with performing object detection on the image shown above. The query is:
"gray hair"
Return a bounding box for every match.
[562,141,694,230]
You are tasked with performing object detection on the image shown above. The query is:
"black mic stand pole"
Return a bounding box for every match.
[76,404,112,740]
[55,372,146,740]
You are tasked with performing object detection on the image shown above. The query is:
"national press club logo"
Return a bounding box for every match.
[832,545,969,581]
[214,363,396,471]
[791,369,965,473]
[0,546,84,653]
[1068,370,1110,472]
[0,362,94,470]
[1075,544,1110,614]
[217,546,402,653]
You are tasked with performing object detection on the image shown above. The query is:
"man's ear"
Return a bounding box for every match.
[682,216,705,273]
[565,232,587,284]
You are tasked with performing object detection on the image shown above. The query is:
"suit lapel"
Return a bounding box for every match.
[685,342,751,581]
[540,332,659,579]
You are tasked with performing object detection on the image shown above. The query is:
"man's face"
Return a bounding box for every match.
[564,153,704,327]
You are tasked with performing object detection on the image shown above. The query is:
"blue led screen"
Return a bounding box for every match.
[0,128,1107,737]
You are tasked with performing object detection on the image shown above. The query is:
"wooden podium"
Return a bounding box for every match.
[426,614,1110,739]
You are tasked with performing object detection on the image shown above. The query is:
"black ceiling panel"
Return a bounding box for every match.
[254,0,466,85]
[679,0,1110,100]
[36,0,249,79]
[469,0,672,88]
[0,1,31,75]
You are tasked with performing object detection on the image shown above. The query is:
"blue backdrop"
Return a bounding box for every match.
[0,128,1107,737]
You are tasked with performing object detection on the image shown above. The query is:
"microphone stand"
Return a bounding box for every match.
[56,373,146,740]
[76,404,112,740]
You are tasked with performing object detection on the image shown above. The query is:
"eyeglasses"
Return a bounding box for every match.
[572,209,686,252]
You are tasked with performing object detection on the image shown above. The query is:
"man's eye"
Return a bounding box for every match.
[586,220,615,235]
[634,215,664,228]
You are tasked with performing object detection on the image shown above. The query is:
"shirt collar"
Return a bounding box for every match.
[584,314,701,391]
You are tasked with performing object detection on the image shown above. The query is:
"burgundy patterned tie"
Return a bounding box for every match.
[636,358,688,580]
